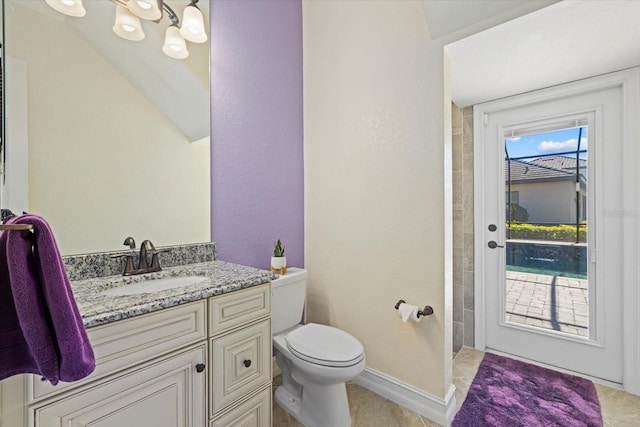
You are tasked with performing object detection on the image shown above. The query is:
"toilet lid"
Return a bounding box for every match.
[285,323,364,368]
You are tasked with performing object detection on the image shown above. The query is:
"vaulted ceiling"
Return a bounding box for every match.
[445,1,640,107]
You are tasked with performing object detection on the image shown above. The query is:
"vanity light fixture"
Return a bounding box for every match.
[45,0,86,17]
[163,24,189,59]
[179,1,207,43]
[44,0,207,60]
[127,0,163,21]
[113,5,145,41]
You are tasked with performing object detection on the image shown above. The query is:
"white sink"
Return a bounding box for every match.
[102,276,207,296]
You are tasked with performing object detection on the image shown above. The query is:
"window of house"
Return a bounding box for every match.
[506,191,519,205]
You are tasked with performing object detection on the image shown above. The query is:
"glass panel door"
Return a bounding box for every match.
[504,126,588,337]
[477,73,625,384]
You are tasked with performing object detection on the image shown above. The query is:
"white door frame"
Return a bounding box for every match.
[473,68,640,394]
[1,57,30,214]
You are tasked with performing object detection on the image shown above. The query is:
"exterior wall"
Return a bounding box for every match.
[210,0,304,270]
[513,181,577,223]
[452,104,474,354]
[304,0,450,398]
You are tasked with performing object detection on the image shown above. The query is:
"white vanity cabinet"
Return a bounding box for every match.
[208,284,272,426]
[33,344,207,427]
[0,283,273,427]
[31,301,208,402]
[1,300,208,427]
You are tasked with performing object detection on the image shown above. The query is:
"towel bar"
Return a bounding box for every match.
[0,209,34,231]
[0,224,34,231]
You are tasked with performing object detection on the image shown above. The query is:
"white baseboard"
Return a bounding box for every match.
[272,359,456,426]
[353,367,457,427]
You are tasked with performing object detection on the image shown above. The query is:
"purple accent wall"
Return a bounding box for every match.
[210,0,303,270]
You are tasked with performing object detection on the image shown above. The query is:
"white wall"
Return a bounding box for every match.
[304,0,451,399]
[304,0,640,407]
[302,0,549,411]
[6,4,210,255]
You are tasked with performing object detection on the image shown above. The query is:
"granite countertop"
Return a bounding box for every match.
[72,260,277,328]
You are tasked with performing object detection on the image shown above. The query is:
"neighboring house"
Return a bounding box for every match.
[527,155,587,173]
[505,155,587,224]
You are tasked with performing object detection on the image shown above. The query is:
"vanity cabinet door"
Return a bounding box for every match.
[210,319,271,414]
[30,300,207,402]
[33,345,207,427]
[210,386,271,427]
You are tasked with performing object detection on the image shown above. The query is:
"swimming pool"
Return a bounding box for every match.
[506,264,587,279]
[506,241,587,279]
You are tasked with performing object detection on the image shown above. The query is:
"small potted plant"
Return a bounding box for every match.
[271,239,287,274]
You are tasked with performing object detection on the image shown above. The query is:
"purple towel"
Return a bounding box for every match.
[0,214,95,384]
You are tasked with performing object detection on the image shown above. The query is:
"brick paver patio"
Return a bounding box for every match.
[505,270,589,337]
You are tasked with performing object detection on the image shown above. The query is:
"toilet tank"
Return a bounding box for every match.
[271,267,307,335]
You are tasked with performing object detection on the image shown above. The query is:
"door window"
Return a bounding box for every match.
[504,126,588,337]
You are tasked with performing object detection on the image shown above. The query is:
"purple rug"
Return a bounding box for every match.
[452,353,603,427]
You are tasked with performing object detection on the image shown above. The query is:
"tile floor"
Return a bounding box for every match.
[273,346,640,426]
[272,374,440,427]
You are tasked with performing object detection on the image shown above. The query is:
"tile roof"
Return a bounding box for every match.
[505,159,574,183]
[527,155,587,171]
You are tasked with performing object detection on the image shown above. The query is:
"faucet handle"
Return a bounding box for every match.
[110,251,135,275]
[150,249,169,271]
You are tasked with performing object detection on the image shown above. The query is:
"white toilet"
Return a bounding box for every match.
[271,268,366,427]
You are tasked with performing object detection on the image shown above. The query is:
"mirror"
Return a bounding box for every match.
[1,0,210,255]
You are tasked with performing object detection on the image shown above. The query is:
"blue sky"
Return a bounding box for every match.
[505,127,588,160]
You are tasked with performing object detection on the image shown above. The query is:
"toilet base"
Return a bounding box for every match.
[272,329,364,427]
[275,386,303,422]
[275,381,352,427]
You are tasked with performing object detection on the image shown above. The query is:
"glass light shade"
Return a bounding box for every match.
[45,0,86,17]
[163,25,189,59]
[179,3,207,43]
[127,0,163,21]
[113,5,145,41]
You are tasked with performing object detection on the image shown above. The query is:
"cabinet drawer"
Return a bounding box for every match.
[210,319,271,414]
[209,284,270,336]
[30,300,207,402]
[32,344,207,427]
[210,385,271,427]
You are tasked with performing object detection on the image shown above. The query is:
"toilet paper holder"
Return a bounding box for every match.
[394,300,434,318]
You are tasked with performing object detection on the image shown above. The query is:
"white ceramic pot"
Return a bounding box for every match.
[271,256,287,274]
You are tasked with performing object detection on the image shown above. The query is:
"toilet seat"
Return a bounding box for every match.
[285,323,365,368]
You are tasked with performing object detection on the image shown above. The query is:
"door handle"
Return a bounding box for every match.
[488,241,504,249]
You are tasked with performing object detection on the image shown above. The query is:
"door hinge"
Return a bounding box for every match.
[483,113,489,126]
[590,248,597,263]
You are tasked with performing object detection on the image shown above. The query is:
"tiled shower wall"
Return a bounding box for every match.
[452,104,474,354]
